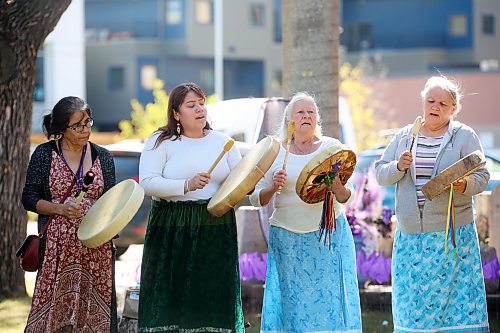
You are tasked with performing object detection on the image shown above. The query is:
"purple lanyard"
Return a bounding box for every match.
[58,141,88,192]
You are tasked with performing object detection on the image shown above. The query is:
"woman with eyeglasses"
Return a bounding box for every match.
[22,96,118,333]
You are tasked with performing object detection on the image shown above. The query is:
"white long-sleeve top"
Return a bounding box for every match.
[139,130,241,201]
[249,136,354,233]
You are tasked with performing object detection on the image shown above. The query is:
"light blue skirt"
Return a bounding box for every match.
[392,222,490,333]
[261,214,362,333]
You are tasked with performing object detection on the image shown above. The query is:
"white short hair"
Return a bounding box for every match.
[420,75,462,116]
[277,92,323,141]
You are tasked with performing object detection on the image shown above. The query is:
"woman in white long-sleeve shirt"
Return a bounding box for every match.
[249,92,362,333]
[138,82,244,333]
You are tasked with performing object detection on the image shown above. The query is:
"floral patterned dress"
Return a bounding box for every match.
[25,151,113,333]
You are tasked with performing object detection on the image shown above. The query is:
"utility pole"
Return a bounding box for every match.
[214,0,224,100]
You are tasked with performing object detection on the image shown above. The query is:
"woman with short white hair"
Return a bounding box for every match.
[376,75,490,333]
[250,92,362,332]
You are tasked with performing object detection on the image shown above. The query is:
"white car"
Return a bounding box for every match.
[206,97,357,154]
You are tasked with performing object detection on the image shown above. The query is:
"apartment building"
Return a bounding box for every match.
[85,0,283,130]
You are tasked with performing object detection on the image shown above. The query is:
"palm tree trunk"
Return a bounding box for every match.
[282,0,340,138]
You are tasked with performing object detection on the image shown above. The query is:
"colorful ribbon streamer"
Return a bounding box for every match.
[444,185,457,257]
[312,161,341,247]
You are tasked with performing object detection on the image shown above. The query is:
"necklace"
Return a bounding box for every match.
[292,138,314,155]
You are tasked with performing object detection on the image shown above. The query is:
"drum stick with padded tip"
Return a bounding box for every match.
[409,116,422,152]
[76,171,95,204]
[405,116,422,175]
[276,121,295,195]
[208,139,235,174]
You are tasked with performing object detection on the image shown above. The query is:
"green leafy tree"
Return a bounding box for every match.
[340,63,396,151]
[119,79,169,141]
[120,79,218,140]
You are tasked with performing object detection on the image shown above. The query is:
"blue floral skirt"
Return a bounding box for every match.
[392,222,490,333]
[261,214,362,333]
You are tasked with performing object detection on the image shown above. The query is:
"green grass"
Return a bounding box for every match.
[3,295,499,333]
[243,310,394,332]
[244,310,500,332]
[0,297,31,333]
[361,310,394,332]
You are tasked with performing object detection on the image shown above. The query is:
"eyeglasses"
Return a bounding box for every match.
[67,119,94,133]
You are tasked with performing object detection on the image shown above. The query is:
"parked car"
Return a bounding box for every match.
[104,140,149,257]
[353,146,500,212]
[107,97,357,255]
[206,96,357,152]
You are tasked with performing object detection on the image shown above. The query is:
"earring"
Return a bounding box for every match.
[177,122,181,135]
[50,133,63,141]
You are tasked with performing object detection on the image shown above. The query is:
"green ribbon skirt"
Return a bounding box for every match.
[138,199,244,333]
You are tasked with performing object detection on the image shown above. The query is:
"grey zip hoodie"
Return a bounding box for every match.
[375,120,489,234]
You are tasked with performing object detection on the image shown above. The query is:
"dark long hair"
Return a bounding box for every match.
[154,82,212,148]
[42,96,92,139]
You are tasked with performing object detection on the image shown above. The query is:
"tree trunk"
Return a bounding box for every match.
[282,0,340,138]
[0,0,71,298]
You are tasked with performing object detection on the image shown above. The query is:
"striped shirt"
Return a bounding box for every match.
[415,135,443,207]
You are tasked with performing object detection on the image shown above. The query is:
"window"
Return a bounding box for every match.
[250,3,265,27]
[200,68,214,92]
[343,22,372,51]
[272,69,282,91]
[108,66,124,90]
[482,14,495,35]
[140,65,157,90]
[166,0,182,25]
[272,0,282,42]
[449,14,467,37]
[34,56,44,102]
[195,0,212,24]
[486,154,500,172]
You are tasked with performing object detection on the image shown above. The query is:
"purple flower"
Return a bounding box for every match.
[483,254,500,280]
[332,160,341,172]
[381,207,393,225]
[346,213,357,226]
[350,224,363,236]
[239,252,267,282]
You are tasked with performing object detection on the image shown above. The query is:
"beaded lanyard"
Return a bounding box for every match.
[58,141,88,193]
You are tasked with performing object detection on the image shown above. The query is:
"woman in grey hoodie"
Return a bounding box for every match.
[375,76,490,333]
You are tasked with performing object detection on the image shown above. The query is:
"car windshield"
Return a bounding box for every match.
[355,153,381,173]
[113,154,140,183]
[486,153,500,172]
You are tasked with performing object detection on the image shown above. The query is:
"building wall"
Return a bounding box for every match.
[86,40,266,129]
[85,0,162,38]
[473,0,500,68]
[32,0,86,132]
[341,0,480,75]
[85,0,281,129]
[86,41,162,129]
[184,0,281,95]
[83,0,499,133]
[342,0,473,51]
[371,71,500,148]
